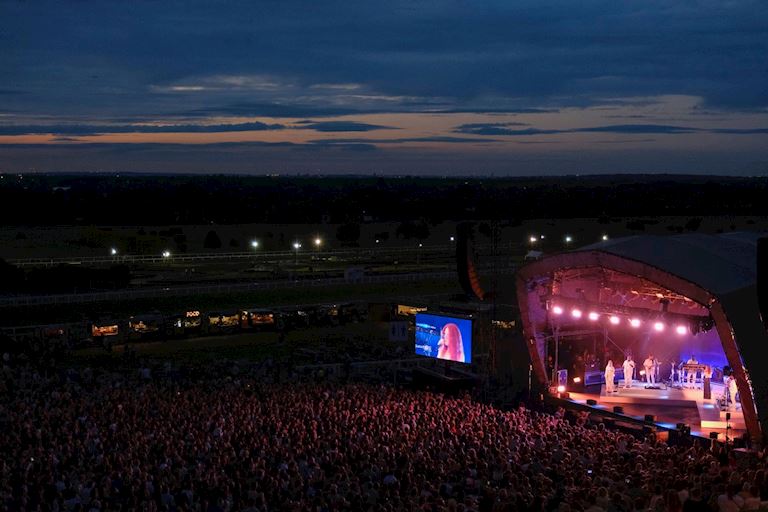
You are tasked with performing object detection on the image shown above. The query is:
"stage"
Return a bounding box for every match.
[566,379,746,439]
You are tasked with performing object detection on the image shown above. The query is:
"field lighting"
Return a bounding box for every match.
[314,237,322,247]
[250,240,259,248]
[162,250,171,258]
[571,308,582,319]
[110,247,118,256]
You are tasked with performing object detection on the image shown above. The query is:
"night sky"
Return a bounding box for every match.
[1,1,767,175]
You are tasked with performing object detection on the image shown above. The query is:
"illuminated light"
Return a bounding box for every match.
[588,312,600,321]
[609,315,620,325]
[557,385,566,393]
[314,238,322,247]
[675,325,688,335]
[565,235,573,243]
[250,240,259,248]
[552,305,564,315]
[293,242,301,250]
[375,239,380,244]
[529,236,538,243]
[419,243,423,247]
[629,318,641,328]
[450,236,455,242]
[540,235,545,239]
[110,247,118,256]
[571,309,582,319]
[162,250,171,258]
[602,235,609,241]
[639,370,646,376]
[573,377,582,384]
[653,322,665,332]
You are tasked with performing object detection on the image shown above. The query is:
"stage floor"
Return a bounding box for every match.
[567,380,745,439]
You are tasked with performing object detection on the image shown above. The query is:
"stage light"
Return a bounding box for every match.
[609,315,620,325]
[450,236,455,242]
[573,377,582,384]
[557,385,566,393]
[588,312,599,321]
[653,322,665,332]
[629,318,641,328]
[571,308,582,319]
[552,305,564,315]
[675,325,688,335]
[639,370,646,376]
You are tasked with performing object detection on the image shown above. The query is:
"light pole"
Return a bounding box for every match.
[293,242,301,265]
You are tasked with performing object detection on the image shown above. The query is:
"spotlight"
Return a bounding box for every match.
[552,305,564,315]
[675,325,688,335]
[602,235,609,241]
[609,315,620,325]
[557,385,566,393]
[629,318,641,328]
[529,236,538,243]
[588,312,600,321]
[110,247,118,256]
[653,322,665,332]
[573,377,582,384]
[639,370,646,376]
[571,309,582,319]
[250,240,259,248]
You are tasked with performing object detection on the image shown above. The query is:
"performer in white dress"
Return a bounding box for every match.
[622,356,635,389]
[605,360,616,393]
[727,374,739,410]
[643,355,656,385]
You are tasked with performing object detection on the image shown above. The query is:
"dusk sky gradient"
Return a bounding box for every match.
[1,0,767,175]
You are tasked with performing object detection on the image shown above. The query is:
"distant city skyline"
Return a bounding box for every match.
[1,1,766,175]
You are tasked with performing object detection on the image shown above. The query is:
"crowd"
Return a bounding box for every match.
[3,355,768,512]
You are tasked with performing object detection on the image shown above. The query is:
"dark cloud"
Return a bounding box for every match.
[309,136,498,145]
[295,121,395,132]
[3,0,766,119]
[454,123,768,136]
[0,122,285,136]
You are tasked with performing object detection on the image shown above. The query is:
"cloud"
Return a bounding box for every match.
[0,122,285,136]
[454,123,768,137]
[309,136,498,144]
[294,121,395,132]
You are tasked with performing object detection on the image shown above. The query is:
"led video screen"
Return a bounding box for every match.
[414,313,472,363]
